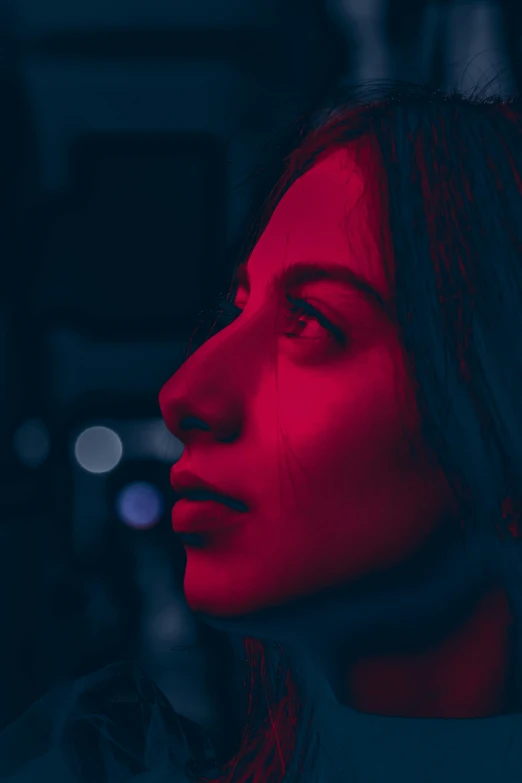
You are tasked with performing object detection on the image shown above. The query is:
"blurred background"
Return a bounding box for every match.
[0,0,520,735]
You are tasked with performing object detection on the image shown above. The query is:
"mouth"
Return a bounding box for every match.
[171,492,248,540]
[179,489,248,512]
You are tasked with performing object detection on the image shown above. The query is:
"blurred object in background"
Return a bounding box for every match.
[71,433,178,565]
[325,0,443,85]
[131,534,226,730]
[327,0,396,83]
[0,0,44,733]
[30,133,226,327]
[442,0,518,95]
[324,0,519,93]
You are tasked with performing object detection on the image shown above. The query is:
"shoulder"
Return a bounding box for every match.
[0,660,223,782]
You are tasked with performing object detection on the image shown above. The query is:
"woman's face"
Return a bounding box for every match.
[159,147,457,616]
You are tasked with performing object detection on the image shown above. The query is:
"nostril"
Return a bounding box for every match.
[180,417,211,431]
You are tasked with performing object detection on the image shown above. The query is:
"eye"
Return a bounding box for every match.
[284,294,344,343]
[202,294,345,345]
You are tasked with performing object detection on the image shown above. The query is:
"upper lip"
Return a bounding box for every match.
[170,466,248,512]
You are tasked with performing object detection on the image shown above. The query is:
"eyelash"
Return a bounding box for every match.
[210,294,344,343]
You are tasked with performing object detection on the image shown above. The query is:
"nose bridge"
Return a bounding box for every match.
[159,312,267,440]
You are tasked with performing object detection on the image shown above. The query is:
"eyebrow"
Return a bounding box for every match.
[236,260,391,315]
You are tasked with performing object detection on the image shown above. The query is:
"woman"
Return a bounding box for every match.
[2,81,522,782]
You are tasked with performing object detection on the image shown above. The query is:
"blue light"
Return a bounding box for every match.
[116,481,164,529]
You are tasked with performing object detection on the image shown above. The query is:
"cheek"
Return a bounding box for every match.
[277,343,418,478]
[271,347,451,563]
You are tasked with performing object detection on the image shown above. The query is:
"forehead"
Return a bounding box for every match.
[245,147,389,297]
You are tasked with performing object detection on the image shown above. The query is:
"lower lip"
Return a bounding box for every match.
[171,498,246,535]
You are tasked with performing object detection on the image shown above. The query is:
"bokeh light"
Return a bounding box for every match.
[13,418,51,468]
[74,425,123,474]
[115,480,164,529]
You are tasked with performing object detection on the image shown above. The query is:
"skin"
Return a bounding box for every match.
[159,146,513,717]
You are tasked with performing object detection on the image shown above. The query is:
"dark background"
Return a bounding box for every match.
[0,0,520,734]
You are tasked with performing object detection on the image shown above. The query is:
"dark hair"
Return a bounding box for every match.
[193,80,522,782]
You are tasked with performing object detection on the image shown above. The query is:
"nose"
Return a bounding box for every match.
[158,342,244,445]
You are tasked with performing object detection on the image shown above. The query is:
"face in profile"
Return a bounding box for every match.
[159,146,458,617]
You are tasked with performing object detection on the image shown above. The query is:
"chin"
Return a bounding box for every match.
[184,584,253,617]
[182,566,253,617]
[183,567,284,619]
[181,545,311,617]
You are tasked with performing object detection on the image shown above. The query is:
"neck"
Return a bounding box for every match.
[200,524,517,721]
[343,586,514,718]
